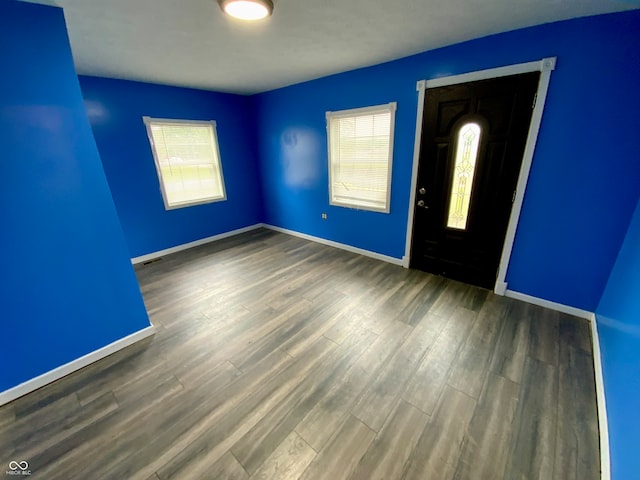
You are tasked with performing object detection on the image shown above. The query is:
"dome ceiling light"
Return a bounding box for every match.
[218,0,274,21]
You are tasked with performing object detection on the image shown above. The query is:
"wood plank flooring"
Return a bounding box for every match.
[0,229,600,479]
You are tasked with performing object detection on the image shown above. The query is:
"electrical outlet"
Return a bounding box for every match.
[321,213,327,220]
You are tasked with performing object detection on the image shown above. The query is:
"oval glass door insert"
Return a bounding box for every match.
[446,122,481,230]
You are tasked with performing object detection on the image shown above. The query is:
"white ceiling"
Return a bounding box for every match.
[24,0,638,94]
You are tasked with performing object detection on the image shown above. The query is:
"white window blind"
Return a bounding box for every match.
[143,117,226,210]
[327,103,396,213]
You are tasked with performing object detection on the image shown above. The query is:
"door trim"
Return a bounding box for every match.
[403,57,557,295]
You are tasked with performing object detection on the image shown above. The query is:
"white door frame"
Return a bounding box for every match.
[402,57,557,295]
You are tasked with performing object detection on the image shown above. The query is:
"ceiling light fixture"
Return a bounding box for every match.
[218,0,274,21]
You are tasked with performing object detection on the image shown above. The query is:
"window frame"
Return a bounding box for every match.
[143,116,227,210]
[326,102,397,214]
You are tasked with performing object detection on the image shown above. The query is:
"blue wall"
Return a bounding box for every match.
[0,1,151,391]
[597,196,640,480]
[78,76,263,258]
[254,10,640,311]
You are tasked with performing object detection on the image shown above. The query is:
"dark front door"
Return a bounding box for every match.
[410,72,539,289]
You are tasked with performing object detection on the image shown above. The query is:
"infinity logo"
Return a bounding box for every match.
[8,461,28,470]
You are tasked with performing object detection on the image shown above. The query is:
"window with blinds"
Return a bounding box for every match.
[326,103,396,213]
[143,117,226,210]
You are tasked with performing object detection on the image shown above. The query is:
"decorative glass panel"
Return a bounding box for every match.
[446,123,481,230]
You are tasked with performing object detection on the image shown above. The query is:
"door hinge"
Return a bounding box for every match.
[512,190,517,203]
[532,93,538,109]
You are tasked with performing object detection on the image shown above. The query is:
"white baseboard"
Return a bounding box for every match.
[0,325,156,406]
[262,224,404,266]
[131,224,264,264]
[590,314,611,480]
[504,289,593,320]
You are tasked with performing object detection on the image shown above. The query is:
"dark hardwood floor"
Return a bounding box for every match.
[1,229,600,479]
